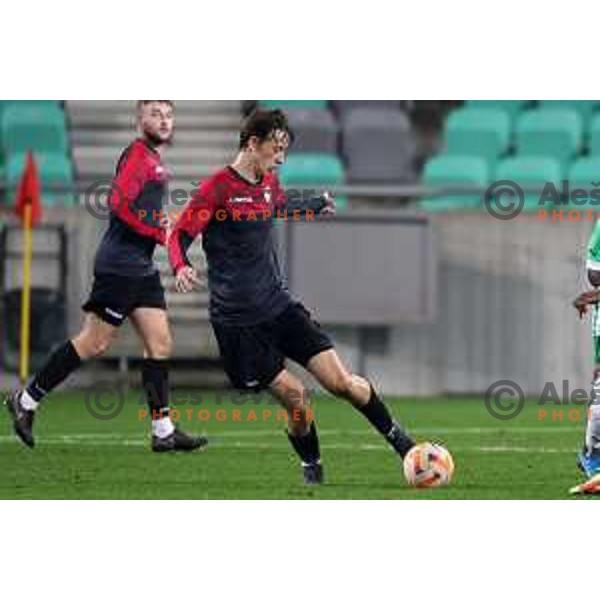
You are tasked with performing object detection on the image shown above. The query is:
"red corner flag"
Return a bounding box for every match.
[14,151,43,227]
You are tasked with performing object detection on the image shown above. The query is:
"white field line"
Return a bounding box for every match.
[0,433,578,453]
[0,426,584,444]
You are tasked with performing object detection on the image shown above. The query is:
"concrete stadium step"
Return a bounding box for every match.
[72,148,233,181]
[73,146,233,165]
[74,158,227,181]
[68,100,243,130]
[68,100,242,114]
[71,129,239,148]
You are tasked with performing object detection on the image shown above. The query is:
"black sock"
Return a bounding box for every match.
[142,359,170,420]
[287,422,321,466]
[358,385,415,458]
[26,340,82,402]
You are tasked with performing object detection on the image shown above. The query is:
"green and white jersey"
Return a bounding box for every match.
[588,221,600,272]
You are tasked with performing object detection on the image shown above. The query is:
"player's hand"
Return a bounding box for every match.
[573,290,600,319]
[321,191,336,216]
[160,213,170,230]
[175,266,201,293]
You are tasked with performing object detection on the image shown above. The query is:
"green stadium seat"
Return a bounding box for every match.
[0,100,62,126]
[279,153,347,210]
[418,155,489,212]
[539,100,600,128]
[587,115,600,156]
[515,109,583,166]
[6,152,74,206]
[567,157,600,208]
[495,156,563,211]
[261,100,328,110]
[445,108,511,165]
[465,100,531,119]
[2,104,68,157]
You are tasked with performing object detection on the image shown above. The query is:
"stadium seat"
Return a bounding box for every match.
[465,100,531,119]
[6,152,74,206]
[587,115,600,155]
[286,108,339,154]
[341,107,415,183]
[0,100,61,123]
[495,156,563,211]
[515,109,583,166]
[567,157,600,208]
[444,108,511,165]
[2,104,68,157]
[331,101,402,116]
[418,155,489,212]
[260,100,328,109]
[279,153,347,210]
[539,100,600,128]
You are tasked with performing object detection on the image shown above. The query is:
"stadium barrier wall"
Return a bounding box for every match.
[1,208,593,397]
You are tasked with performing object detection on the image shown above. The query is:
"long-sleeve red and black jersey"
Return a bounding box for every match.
[168,166,326,326]
[93,138,167,277]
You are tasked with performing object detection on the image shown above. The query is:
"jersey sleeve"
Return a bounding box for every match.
[168,179,219,273]
[109,144,166,245]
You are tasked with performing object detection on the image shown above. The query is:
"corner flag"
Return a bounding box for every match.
[13,151,43,383]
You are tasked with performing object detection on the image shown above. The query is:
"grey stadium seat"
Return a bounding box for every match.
[287,108,339,154]
[341,108,416,183]
[332,100,402,116]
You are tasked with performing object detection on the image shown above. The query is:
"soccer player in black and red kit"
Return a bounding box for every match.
[168,109,415,483]
[5,100,206,453]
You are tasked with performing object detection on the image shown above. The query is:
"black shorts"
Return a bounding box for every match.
[82,272,166,327]
[212,302,334,392]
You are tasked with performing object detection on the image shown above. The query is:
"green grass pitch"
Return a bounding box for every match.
[0,390,596,499]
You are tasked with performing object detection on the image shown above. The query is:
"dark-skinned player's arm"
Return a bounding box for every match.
[109,144,167,245]
[573,269,600,319]
[273,175,336,218]
[168,182,217,293]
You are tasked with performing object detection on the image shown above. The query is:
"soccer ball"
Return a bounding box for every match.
[403,442,454,488]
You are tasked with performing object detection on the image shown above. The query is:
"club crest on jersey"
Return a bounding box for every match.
[264,189,272,204]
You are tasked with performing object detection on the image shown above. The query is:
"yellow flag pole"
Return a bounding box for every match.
[19,201,33,385]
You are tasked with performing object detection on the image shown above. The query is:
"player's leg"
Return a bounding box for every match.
[268,368,323,483]
[212,318,322,483]
[130,307,207,452]
[5,313,119,448]
[578,303,600,477]
[275,302,414,459]
[307,349,415,458]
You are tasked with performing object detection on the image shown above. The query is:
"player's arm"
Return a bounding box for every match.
[574,287,600,319]
[168,182,217,292]
[573,267,600,318]
[109,145,167,245]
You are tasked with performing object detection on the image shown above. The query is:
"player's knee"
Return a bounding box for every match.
[82,334,113,358]
[147,334,172,359]
[325,372,354,399]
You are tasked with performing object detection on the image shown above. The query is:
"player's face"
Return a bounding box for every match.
[139,102,174,145]
[252,130,290,175]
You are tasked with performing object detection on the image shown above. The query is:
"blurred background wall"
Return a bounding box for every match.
[0,100,596,396]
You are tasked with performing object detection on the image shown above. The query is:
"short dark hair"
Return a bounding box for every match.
[239,108,294,150]
[137,100,174,111]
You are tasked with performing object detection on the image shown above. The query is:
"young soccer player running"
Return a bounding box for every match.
[570,224,600,493]
[5,100,206,453]
[167,108,415,484]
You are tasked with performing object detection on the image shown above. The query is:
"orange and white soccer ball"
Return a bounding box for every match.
[403,442,455,488]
